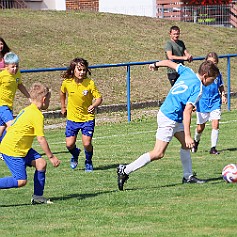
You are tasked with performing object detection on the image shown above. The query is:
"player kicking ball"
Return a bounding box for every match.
[0,83,61,204]
[117,59,220,191]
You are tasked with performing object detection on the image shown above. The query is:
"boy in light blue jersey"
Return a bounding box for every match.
[117,60,220,191]
[192,52,227,155]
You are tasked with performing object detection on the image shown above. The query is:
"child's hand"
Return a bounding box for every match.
[88,105,95,114]
[222,94,227,104]
[149,63,158,71]
[61,108,67,117]
[49,156,61,167]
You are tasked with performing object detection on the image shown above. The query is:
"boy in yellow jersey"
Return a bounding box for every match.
[0,52,30,141]
[60,58,102,172]
[0,83,61,204]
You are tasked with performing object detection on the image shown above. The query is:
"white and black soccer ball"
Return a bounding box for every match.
[222,164,237,183]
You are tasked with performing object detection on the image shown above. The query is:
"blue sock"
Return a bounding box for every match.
[68,146,80,159]
[85,147,93,164]
[0,176,18,189]
[34,170,45,196]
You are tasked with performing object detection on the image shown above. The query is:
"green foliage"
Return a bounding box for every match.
[1,110,237,236]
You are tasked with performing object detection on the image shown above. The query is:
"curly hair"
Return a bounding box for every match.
[61,57,91,79]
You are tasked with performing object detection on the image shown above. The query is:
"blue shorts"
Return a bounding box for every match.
[65,120,95,138]
[2,148,41,180]
[0,106,14,126]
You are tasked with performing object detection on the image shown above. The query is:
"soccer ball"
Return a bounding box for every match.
[222,164,237,183]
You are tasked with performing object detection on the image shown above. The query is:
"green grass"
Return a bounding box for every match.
[1,110,237,236]
[0,9,237,113]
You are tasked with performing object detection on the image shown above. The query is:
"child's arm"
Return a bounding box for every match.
[18,84,30,99]
[88,97,103,114]
[149,60,178,71]
[219,85,227,104]
[37,135,61,167]
[60,91,67,117]
[183,103,195,149]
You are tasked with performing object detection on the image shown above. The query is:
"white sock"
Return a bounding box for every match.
[124,152,151,175]
[194,128,202,142]
[211,129,219,148]
[180,148,192,179]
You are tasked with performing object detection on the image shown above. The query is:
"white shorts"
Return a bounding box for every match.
[196,109,221,125]
[156,111,184,142]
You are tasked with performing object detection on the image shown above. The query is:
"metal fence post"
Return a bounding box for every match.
[227,56,231,111]
[126,65,131,122]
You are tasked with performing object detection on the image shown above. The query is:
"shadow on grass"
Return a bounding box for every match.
[0,176,224,207]
[94,163,120,171]
[0,203,32,208]
[125,175,224,191]
[39,150,68,156]
[51,189,118,202]
[219,147,237,152]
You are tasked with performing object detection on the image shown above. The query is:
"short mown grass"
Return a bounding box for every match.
[0,110,237,237]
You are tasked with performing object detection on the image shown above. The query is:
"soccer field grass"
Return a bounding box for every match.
[0,110,237,237]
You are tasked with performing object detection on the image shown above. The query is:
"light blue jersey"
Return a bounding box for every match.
[160,64,202,123]
[196,73,223,113]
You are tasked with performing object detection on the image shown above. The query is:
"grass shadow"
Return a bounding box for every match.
[51,189,117,202]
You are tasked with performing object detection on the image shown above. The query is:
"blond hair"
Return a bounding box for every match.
[29,83,50,101]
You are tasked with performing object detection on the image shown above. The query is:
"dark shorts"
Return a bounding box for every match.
[2,148,41,180]
[65,120,95,138]
[0,106,14,126]
[167,72,179,86]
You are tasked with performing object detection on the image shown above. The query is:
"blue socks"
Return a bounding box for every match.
[85,147,93,164]
[0,176,18,189]
[34,170,45,196]
[68,146,80,159]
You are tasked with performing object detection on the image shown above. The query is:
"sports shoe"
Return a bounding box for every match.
[191,140,199,153]
[70,148,81,169]
[31,195,53,205]
[182,175,206,184]
[85,162,93,172]
[209,147,220,155]
[117,164,129,191]
[0,153,4,161]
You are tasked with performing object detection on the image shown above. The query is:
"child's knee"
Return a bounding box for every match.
[18,179,27,187]
[35,158,47,170]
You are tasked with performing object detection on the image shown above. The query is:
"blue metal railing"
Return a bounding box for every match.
[21,54,237,122]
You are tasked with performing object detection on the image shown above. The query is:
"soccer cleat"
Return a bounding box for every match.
[31,195,53,205]
[191,140,199,153]
[209,147,220,155]
[182,175,206,184]
[70,157,78,169]
[85,162,93,172]
[70,148,81,169]
[117,164,129,191]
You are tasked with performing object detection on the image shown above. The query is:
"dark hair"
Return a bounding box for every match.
[0,37,11,56]
[170,26,180,33]
[198,60,220,78]
[61,57,91,79]
[205,52,219,64]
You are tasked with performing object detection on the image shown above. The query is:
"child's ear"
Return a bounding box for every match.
[202,73,208,80]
